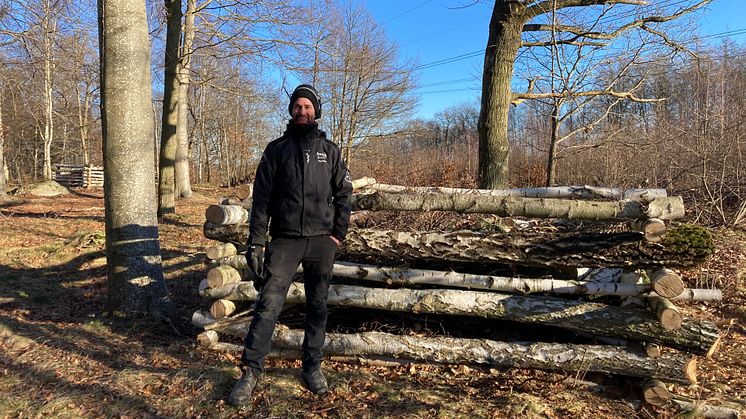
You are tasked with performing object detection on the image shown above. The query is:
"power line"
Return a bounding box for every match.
[381,0,434,24]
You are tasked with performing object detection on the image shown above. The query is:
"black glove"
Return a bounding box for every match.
[248,244,266,285]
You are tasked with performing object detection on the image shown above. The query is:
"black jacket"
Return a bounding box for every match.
[248,122,353,246]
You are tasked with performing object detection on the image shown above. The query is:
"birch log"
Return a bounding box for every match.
[203,224,714,268]
[206,327,696,384]
[206,265,242,288]
[647,296,683,331]
[206,242,238,260]
[360,182,667,202]
[352,193,684,220]
[199,282,719,354]
[205,204,249,225]
[210,299,236,319]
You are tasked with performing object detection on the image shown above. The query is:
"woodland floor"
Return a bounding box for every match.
[0,185,744,418]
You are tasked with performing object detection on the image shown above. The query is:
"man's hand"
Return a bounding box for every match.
[330,236,341,247]
[248,244,265,281]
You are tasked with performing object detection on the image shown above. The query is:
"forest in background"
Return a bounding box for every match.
[0,0,744,226]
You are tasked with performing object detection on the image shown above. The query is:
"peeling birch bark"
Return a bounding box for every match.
[198,282,719,354]
[352,193,684,220]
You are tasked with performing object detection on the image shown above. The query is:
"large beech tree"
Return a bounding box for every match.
[98,0,171,316]
[478,0,710,188]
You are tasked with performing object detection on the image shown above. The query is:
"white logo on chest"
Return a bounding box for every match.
[316,152,328,163]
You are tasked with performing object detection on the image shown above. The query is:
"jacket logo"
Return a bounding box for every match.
[316,152,327,163]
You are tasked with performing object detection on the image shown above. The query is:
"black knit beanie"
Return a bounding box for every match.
[288,84,321,119]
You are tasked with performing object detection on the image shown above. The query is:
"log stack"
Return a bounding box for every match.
[195,179,724,410]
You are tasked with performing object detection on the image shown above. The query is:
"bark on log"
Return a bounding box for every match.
[647,296,683,331]
[203,221,247,246]
[206,265,242,288]
[206,327,696,384]
[200,282,719,355]
[206,242,238,260]
[332,261,656,296]
[671,399,742,419]
[630,218,667,242]
[205,204,249,225]
[664,288,722,302]
[202,223,714,269]
[340,227,712,269]
[210,299,236,319]
[359,182,667,202]
[352,192,685,220]
[648,268,685,299]
[642,379,671,406]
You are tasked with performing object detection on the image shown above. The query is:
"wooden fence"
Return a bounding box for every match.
[52,164,104,188]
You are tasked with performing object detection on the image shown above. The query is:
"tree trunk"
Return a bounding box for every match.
[360,181,667,202]
[546,102,561,187]
[0,84,6,199]
[157,0,182,216]
[203,224,713,269]
[199,281,719,355]
[352,193,685,220]
[42,14,56,181]
[98,0,171,317]
[175,0,196,199]
[478,2,526,188]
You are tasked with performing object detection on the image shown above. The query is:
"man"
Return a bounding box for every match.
[228,84,353,408]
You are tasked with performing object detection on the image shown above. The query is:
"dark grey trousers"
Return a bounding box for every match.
[241,236,337,374]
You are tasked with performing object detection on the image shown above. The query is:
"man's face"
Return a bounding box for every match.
[291,97,316,124]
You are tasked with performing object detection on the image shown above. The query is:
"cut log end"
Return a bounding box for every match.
[642,379,671,406]
[197,330,219,347]
[645,343,662,358]
[649,268,685,299]
[210,299,236,319]
[207,265,242,288]
[635,218,667,243]
[684,358,698,384]
[206,242,238,260]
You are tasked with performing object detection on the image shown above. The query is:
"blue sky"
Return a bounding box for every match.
[366,0,746,119]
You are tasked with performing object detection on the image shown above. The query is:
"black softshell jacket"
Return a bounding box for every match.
[248,124,353,246]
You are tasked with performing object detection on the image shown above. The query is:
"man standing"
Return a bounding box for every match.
[228,84,353,408]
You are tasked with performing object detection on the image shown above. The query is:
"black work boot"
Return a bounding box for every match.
[228,368,259,407]
[301,368,328,395]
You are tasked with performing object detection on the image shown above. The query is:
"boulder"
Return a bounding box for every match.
[22,181,70,197]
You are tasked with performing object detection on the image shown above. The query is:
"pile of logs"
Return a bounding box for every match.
[195,179,734,415]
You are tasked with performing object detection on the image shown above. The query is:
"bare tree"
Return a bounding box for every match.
[98,0,171,316]
[478,0,710,188]
[289,1,418,167]
[0,77,6,198]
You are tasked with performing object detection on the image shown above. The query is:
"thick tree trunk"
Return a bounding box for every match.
[98,0,171,317]
[478,3,526,188]
[359,181,667,202]
[352,193,684,220]
[204,327,697,384]
[175,0,196,199]
[199,281,719,354]
[157,0,182,216]
[203,223,712,268]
